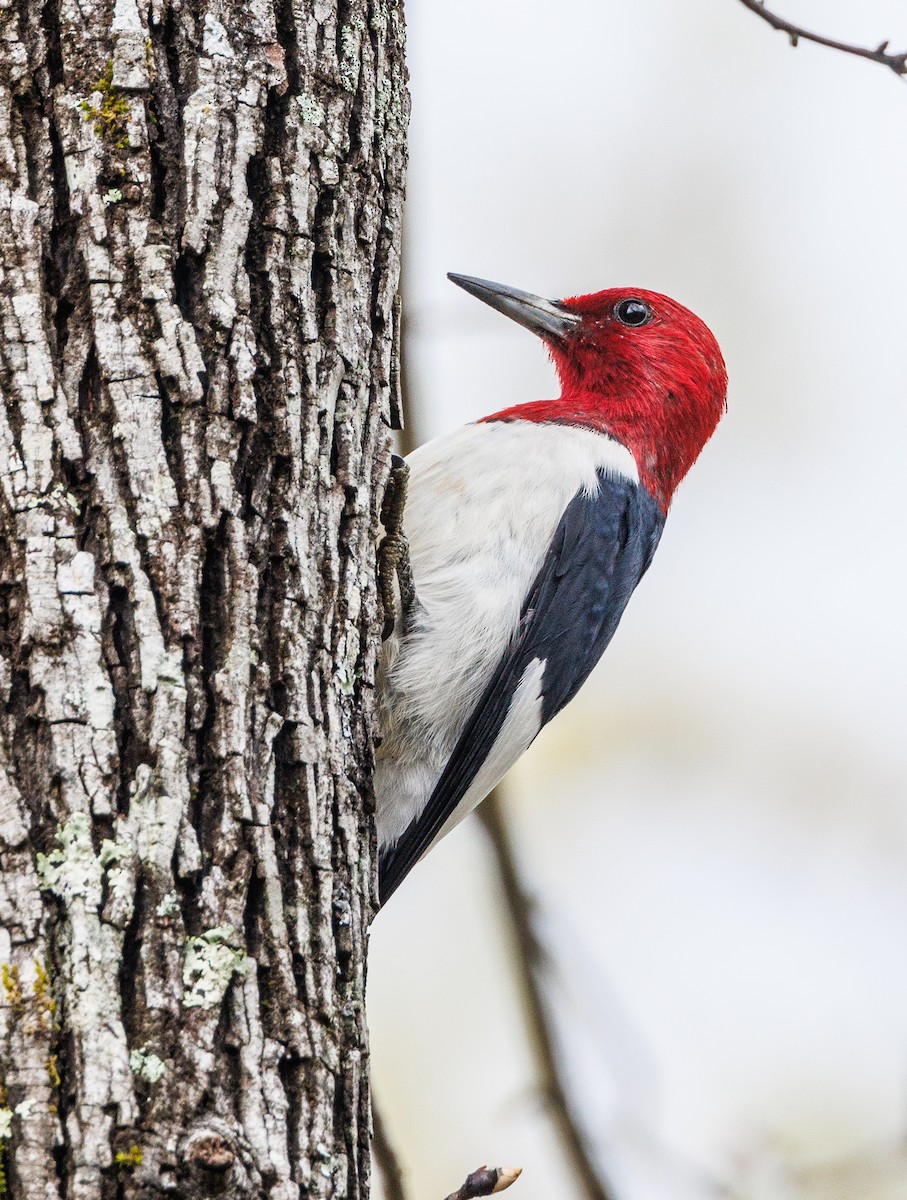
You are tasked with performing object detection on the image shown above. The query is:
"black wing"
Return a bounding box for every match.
[378,471,665,904]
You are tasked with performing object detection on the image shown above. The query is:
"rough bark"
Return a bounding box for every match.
[0,0,408,1191]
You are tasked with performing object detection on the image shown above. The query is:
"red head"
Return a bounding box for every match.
[449,275,727,511]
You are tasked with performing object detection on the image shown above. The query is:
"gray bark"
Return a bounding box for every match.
[0,0,408,1192]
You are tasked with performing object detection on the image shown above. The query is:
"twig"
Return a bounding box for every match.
[443,1166,522,1200]
[736,0,907,77]
[372,1093,410,1200]
[477,792,620,1200]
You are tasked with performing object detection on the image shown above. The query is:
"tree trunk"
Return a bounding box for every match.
[0,0,407,1191]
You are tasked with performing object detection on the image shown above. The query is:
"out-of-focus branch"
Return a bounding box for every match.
[736,0,907,77]
[477,792,620,1200]
[395,252,418,459]
[372,1094,410,1200]
[443,1165,522,1200]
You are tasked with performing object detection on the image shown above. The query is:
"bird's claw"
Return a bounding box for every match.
[379,453,416,641]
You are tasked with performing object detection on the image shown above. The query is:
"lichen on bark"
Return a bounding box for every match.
[0,0,408,1192]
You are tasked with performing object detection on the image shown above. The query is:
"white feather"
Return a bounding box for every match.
[375,419,637,850]
[434,656,546,844]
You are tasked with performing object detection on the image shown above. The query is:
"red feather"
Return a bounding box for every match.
[480,288,727,511]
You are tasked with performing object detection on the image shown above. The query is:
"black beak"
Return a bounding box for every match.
[448,274,581,341]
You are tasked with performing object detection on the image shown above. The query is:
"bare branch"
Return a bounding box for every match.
[736,0,907,77]
[372,1095,410,1200]
[477,792,620,1200]
[443,1166,522,1200]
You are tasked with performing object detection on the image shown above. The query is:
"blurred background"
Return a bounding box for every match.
[367,2,907,1197]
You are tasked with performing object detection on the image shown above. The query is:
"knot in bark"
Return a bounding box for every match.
[187,1131,235,1172]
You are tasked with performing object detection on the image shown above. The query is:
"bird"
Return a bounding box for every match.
[375,273,727,904]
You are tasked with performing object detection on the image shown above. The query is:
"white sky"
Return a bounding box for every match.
[369,3,907,1197]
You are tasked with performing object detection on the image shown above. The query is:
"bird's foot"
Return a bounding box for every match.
[378,454,416,641]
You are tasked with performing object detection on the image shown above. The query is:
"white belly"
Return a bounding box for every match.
[374,418,637,848]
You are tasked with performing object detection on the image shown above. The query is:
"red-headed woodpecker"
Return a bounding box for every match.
[376,275,727,903]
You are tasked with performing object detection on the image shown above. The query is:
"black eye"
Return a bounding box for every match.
[614,298,652,327]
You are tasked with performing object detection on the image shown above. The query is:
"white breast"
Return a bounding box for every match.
[375,419,638,848]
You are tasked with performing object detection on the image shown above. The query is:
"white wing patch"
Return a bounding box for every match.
[433,656,546,847]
